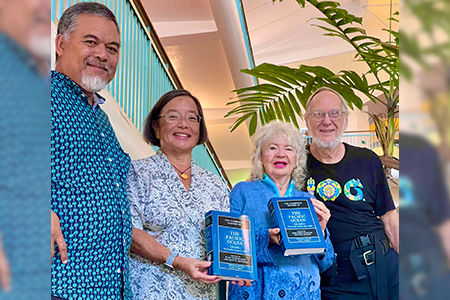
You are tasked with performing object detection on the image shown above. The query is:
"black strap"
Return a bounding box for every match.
[348,231,389,300]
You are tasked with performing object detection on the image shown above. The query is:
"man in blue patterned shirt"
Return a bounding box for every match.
[51,3,132,299]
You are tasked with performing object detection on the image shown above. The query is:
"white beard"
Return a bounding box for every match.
[312,135,342,149]
[81,73,107,93]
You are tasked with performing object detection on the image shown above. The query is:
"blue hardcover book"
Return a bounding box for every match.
[204,210,257,281]
[268,197,326,256]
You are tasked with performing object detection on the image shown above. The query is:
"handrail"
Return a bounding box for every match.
[130,0,183,89]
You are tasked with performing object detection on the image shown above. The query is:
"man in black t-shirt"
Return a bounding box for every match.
[304,87,399,300]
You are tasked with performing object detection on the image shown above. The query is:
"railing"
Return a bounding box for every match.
[305,131,400,154]
[52,0,232,190]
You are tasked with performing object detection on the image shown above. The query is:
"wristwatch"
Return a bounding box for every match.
[163,251,178,270]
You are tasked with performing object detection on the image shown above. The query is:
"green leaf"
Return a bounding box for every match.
[266,102,277,120]
[300,79,315,108]
[288,91,302,116]
[298,65,335,79]
[273,100,284,120]
[343,27,366,35]
[315,1,340,11]
[315,17,338,28]
[259,107,266,126]
[323,32,348,40]
[279,96,291,123]
[314,25,341,34]
[249,112,258,136]
[294,0,307,7]
[229,113,253,132]
[283,94,300,128]
[351,35,369,42]
[241,69,295,89]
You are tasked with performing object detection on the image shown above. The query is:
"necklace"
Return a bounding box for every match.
[172,164,191,179]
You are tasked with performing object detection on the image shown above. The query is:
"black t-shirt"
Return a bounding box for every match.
[400,133,450,253]
[306,143,395,244]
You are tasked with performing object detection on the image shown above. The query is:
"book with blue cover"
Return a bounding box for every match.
[268,197,326,256]
[204,210,257,281]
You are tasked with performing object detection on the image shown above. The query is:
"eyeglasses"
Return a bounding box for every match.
[309,109,346,122]
[158,111,202,124]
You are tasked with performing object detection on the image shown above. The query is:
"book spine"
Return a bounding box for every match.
[205,214,214,275]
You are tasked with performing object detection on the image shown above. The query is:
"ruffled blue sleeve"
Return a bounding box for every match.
[230,182,275,266]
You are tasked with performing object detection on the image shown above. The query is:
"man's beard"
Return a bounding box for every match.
[312,135,342,149]
[81,59,111,93]
[311,126,345,149]
[81,73,108,93]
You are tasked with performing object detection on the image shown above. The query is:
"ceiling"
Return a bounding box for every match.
[140,0,398,185]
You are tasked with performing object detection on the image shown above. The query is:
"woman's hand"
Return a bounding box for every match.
[231,279,252,287]
[269,228,281,245]
[173,256,222,284]
[310,198,330,235]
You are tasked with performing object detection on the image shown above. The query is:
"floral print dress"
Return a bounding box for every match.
[127,150,229,300]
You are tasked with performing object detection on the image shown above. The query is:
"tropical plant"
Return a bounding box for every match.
[226,0,399,158]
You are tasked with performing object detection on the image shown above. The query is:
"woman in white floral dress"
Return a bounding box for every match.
[127,90,229,300]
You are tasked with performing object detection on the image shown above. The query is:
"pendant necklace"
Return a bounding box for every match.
[172,164,191,179]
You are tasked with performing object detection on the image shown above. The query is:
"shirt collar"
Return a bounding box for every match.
[261,173,296,197]
[51,70,106,111]
[92,93,105,111]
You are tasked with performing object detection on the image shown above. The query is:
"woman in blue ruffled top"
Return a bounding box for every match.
[228,121,335,300]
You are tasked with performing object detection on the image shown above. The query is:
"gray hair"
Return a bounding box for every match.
[249,121,307,191]
[56,2,120,59]
[305,87,349,116]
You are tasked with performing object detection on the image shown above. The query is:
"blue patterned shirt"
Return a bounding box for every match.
[0,33,49,300]
[51,70,132,300]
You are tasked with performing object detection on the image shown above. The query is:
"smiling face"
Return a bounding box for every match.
[153,96,200,156]
[261,134,297,183]
[55,14,120,94]
[306,91,348,149]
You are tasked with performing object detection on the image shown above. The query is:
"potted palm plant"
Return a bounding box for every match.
[226,0,399,166]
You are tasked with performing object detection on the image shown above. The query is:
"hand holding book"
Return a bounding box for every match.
[173,256,222,284]
[268,197,328,255]
[269,228,281,245]
[309,198,331,236]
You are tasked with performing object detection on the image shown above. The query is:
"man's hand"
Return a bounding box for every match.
[51,210,68,265]
[269,228,281,245]
[173,256,221,284]
[381,209,399,254]
[0,231,11,292]
[310,198,331,235]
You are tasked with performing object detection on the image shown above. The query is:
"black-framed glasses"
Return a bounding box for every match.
[158,112,202,124]
[309,109,346,122]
